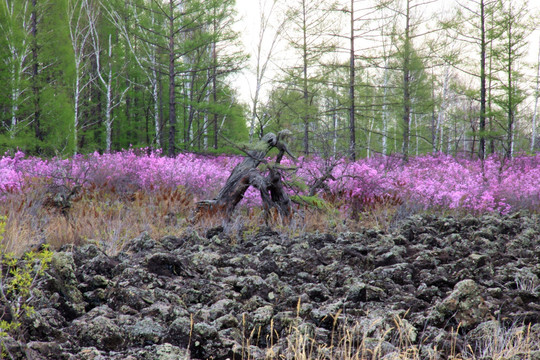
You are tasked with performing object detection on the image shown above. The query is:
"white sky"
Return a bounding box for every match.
[232,0,540,106]
[233,0,286,105]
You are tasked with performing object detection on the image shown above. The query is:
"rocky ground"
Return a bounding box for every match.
[2,212,540,359]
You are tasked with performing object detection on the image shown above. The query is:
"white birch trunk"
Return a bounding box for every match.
[150,12,160,148]
[249,0,285,142]
[204,83,210,150]
[186,74,193,143]
[531,36,540,152]
[382,65,390,156]
[436,66,450,153]
[68,0,92,155]
[10,55,19,137]
[74,70,80,154]
[414,113,419,156]
[2,0,32,138]
[332,86,338,157]
[103,2,158,148]
[152,58,160,148]
[105,64,113,152]
[104,34,114,152]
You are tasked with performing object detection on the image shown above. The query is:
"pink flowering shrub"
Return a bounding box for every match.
[1,150,540,214]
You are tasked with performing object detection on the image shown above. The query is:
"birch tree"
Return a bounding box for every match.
[453,0,499,158]
[102,0,163,149]
[87,1,129,152]
[283,0,339,156]
[248,0,287,143]
[0,0,34,138]
[531,36,540,152]
[377,0,436,161]
[491,0,530,158]
[67,0,94,154]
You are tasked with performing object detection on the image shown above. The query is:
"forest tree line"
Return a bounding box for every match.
[1,0,539,159]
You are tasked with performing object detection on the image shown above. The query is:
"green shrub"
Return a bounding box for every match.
[291,194,333,212]
[0,216,53,338]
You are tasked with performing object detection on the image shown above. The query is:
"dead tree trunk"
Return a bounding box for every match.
[197,131,295,219]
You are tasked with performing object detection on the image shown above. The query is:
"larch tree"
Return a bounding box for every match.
[452,0,499,159]
[205,0,246,150]
[532,35,540,152]
[376,0,437,161]
[490,0,531,158]
[0,0,34,139]
[282,0,339,156]
[67,0,94,154]
[88,0,129,152]
[101,0,164,149]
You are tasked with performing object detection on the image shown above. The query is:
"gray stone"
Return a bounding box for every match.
[128,317,166,345]
[433,279,490,328]
[74,315,124,351]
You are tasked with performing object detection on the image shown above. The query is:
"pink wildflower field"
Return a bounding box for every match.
[1,149,540,215]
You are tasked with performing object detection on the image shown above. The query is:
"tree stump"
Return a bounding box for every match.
[197,131,296,221]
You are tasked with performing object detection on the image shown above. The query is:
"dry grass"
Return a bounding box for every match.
[240,311,540,360]
[1,179,412,256]
[0,184,194,255]
[233,298,540,359]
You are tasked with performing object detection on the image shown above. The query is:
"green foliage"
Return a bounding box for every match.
[0,219,53,338]
[0,216,5,242]
[291,194,333,212]
[287,178,308,193]
[197,145,247,156]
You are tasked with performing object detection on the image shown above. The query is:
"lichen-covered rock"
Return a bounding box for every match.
[142,343,190,360]
[6,213,540,359]
[73,315,124,351]
[166,316,192,347]
[128,317,166,345]
[432,279,490,328]
[48,252,86,319]
[25,341,65,360]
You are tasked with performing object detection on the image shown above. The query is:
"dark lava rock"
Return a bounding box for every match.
[5,213,540,359]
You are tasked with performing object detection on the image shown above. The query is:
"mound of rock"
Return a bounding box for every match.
[3,212,540,359]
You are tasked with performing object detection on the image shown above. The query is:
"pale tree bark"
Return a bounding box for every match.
[499,0,529,159]
[435,65,450,152]
[101,0,163,149]
[204,76,210,149]
[212,39,218,149]
[88,3,129,153]
[532,36,540,152]
[478,0,488,159]
[348,0,356,160]
[332,85,338,157]
[0,0,33,138]
[68,0,94,154]
[301,0,309,155]
[402,0,411,161]
[375,2,398,156]
[249,0,286,143]
[167,0,177,156]
[382,64,390,155]
[31,0,41,142]
[367,99,375,158]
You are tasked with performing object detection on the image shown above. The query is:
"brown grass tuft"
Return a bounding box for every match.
[0,177,418,256]
[1,183,195,256]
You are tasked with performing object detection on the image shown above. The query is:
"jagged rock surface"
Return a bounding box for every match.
[4,213,540,359]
